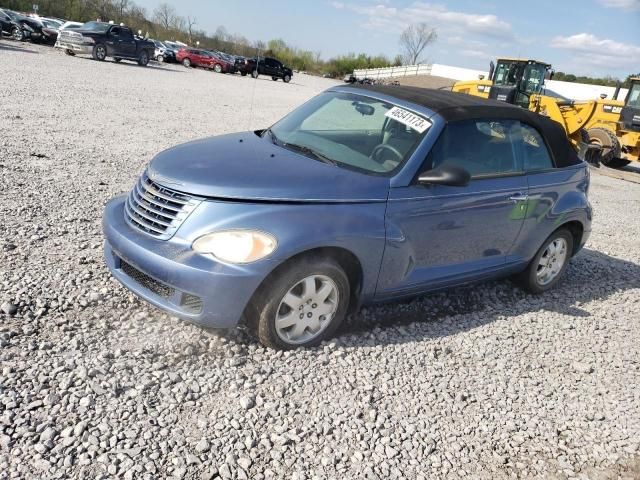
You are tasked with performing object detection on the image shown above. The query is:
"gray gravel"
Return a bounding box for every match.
[1,41,640,479]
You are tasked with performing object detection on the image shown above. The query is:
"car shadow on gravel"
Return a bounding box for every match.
[331,248,640,346]
[0,42,39,54]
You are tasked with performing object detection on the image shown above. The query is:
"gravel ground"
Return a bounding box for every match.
[1,41,640,480]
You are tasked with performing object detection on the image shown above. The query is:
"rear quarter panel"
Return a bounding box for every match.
[511,164,591,262]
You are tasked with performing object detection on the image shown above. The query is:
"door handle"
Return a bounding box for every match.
[509,193,529,202]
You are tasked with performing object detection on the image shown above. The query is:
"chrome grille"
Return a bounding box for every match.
[124,172,200,240]
[59,30,84,44]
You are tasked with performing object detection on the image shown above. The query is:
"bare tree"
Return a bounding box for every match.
[153,3,176,31]
[187,16,196,45]
[214,26,228,42]
[116,0,130,18]
[399,23,437,65]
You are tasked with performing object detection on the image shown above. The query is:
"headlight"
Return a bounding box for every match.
[477,85,488,93]
[192,230,277,263]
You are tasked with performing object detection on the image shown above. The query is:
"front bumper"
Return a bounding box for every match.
[102,196,266,329]
[55,41,93,54]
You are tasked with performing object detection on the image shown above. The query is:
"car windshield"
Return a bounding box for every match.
[266,92,431,175]
[81,21,110,32]
[42,19,62,28]
[3,10,20,20]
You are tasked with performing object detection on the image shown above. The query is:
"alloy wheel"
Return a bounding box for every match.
[536,238,568,286]
[275,275,339,345]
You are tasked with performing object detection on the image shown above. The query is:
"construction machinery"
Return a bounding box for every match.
[452,59,640,167]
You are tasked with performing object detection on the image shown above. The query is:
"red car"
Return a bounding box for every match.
[176,48,234,73]
[207,52,235,74]
[176,48,216,69]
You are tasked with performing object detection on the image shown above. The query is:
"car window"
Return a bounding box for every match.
[425,119,521,177]
[110,26,121,36]
[120,28,133,40]
[515,122,554,171]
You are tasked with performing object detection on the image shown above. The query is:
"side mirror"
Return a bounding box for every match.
[418,165,470,187]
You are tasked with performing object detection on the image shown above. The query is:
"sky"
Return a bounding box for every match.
[133,0,640,79]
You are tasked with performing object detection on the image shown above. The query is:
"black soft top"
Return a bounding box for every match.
[353,85,582,168]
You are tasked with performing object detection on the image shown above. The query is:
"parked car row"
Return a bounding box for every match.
[0,8,64,43]
[1,9,294,82]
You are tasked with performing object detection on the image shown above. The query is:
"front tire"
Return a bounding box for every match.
[138,51,149,67]
[12,27,24,41]
[241,71,247,76]
[283,74,291,83]
[114,57,122,63]
[213,63,222,73]
[156,54,164,63]
[182,58,191,68]
[272,76,278,81]
[514,228,574,294]
[64,49,75,56]
[247,257,350,349]
[251,69,259,79]
[92,44,107,61]
[588,127,621,166]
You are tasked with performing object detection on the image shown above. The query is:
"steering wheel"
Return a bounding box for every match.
[370,143,403,164]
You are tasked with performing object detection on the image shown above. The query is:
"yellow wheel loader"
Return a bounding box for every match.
[452,60,640,167]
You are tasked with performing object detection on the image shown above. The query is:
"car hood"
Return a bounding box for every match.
[147,132,389,202]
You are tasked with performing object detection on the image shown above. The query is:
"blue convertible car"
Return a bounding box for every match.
[103,86,592,349]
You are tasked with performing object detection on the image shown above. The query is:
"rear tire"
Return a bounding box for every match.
[92,44,107,61]
[588,127,621,166]
[513,228,574,294]
[138,50,149,67]
[156,54,164,63]
[251,69,259,79]
[241,71,247,76]
[114,57,122,63]
[272,76,278,81]
[64,49,75,56]
[247,257,350,350]
[182,58,191,68]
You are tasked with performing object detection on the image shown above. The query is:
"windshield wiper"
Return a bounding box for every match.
[281,142,337,166]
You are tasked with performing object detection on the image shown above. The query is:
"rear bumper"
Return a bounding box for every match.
[102,196,266,329]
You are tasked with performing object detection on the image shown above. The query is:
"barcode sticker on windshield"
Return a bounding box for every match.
[385,107,431,133]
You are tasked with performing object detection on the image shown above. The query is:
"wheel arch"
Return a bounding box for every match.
[250,246,364,317]
[557,220,585,256]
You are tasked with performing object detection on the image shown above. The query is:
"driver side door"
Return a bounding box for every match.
[376,118,528,299]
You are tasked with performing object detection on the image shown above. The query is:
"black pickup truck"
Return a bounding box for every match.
[238,56,293,83]
[55,21,155,66]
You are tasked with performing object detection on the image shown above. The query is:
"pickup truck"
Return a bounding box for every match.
[239,56,293,83]
[55,21,155,66]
